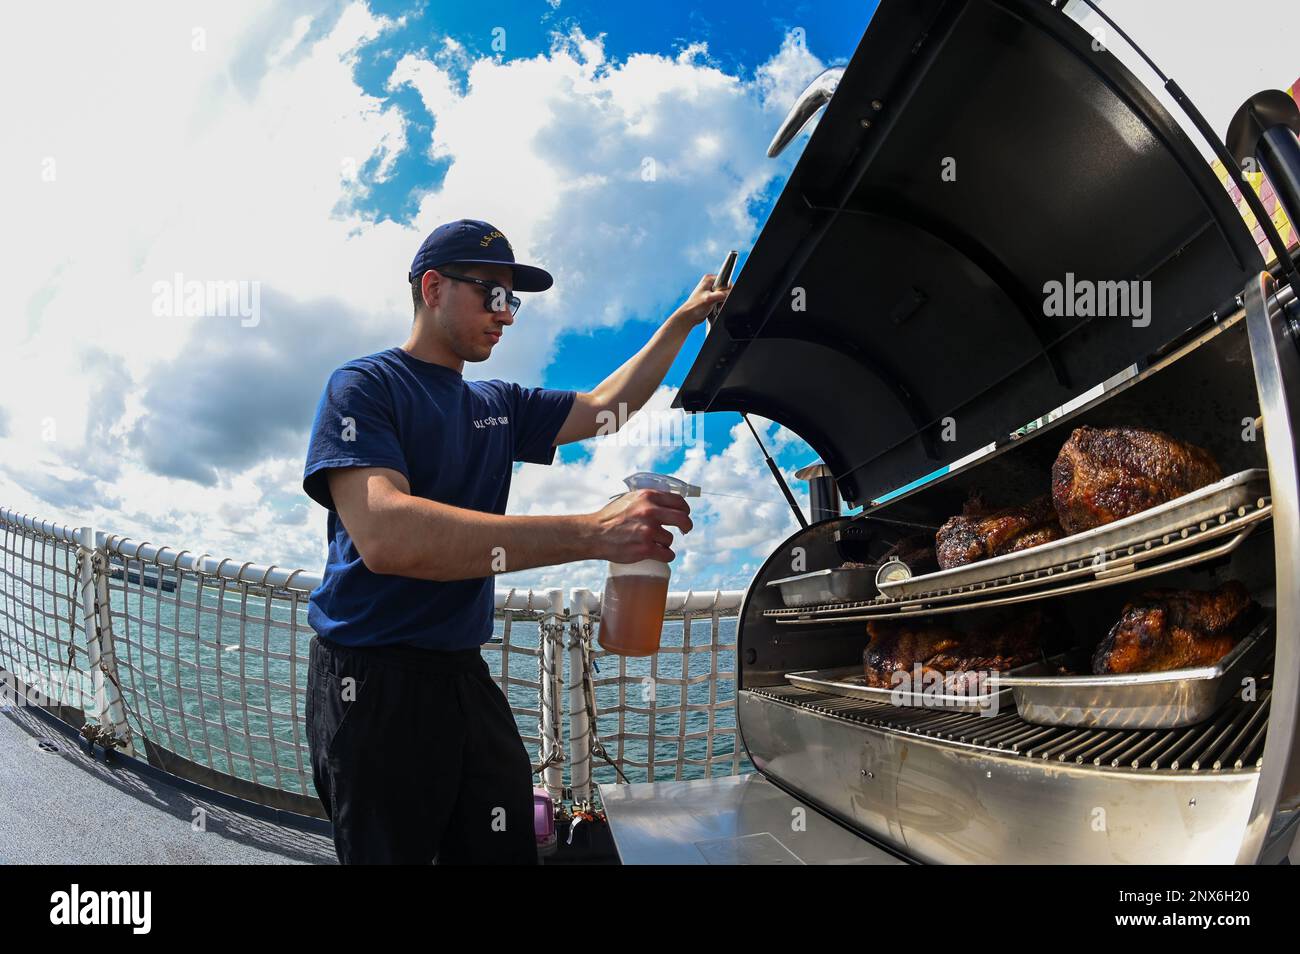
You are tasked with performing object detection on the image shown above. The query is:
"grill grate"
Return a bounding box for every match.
[763,496,1270,623]
[747,680,1270,773]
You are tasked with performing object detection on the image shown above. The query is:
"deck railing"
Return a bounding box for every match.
[0,505,748,819]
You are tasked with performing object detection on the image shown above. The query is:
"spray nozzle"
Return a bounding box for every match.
[623,471,701,497]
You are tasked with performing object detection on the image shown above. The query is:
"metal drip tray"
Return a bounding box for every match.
[786,659,1048,713]
[767,566,879,607]
[996,624,1273,730]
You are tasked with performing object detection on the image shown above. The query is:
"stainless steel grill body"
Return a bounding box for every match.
[673,0,1300,863]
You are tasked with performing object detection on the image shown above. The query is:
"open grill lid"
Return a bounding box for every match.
[673,0,1263,507]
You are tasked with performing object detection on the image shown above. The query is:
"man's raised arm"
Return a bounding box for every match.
[553,272,730,446]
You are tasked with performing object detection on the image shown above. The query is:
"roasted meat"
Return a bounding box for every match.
[1051,426,1222,534]
[927,611,1045,674]
[862,620,963,688]
[1091,582,1255,675]
[863,612,1044,691]
[935,495,1064,569]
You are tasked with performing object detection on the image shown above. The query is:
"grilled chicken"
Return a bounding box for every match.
[935,495,1064,569]
[1051,426,1221,534]
[863,612,1044,691]
[1091,582,1254,675]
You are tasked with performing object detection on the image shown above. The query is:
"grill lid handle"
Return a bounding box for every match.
[766,67,844,159]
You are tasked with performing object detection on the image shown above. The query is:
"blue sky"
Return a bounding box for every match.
[344,0,875,221]
[334,0,879,475]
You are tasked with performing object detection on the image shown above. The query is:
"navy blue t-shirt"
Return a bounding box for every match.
[302,347,576,650]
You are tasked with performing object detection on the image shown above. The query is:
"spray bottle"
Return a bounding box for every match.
[597,472,701,656]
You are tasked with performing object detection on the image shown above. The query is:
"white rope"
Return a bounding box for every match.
[1,506,749,810]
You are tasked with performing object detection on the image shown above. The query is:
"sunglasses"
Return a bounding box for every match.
[436,270,522,317]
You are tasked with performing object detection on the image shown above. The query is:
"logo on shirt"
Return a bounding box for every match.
[473,415,508,429]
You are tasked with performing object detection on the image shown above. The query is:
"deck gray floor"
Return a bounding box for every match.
[5,704,1294,865]
[0,707,336,865]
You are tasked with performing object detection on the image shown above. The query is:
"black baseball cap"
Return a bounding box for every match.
[408,219,553,292]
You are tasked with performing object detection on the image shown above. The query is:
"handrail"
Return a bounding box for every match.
[0,504,749,819]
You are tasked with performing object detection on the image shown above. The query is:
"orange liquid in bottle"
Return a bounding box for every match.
[598,574,670,656]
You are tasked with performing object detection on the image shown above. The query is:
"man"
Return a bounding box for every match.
[301,218,730,864]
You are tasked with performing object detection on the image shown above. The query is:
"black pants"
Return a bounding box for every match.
[306,635,538,865]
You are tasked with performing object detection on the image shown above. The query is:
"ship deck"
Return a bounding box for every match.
[0,706,335,865]
[0,704,623,865]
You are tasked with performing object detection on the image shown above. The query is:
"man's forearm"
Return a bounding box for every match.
[590,312,693,415]
[372,493,596,581]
